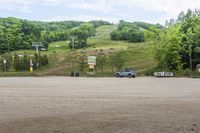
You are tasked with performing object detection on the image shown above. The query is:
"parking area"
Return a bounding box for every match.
[0,77,200,133]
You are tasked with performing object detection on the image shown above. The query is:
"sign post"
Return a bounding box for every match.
[30,59,33,73]
[88,56,96,75]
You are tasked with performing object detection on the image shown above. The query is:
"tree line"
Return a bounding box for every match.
[149,9,200,73]
[0,18,43,53]
[0,17,111,53]
[0,53,48,72]
[69,23,96,49]
[111,20,163,43]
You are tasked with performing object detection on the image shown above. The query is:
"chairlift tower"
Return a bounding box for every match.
[31,42,44,71]
[70,36,77,49]
[32,42,44,55]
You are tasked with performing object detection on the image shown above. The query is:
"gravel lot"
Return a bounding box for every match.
[0,77,200,133]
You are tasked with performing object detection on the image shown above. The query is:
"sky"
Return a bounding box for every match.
[0,0,200,24]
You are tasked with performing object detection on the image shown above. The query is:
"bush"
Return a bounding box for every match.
[11,53,49,71]
[0,54,12,72]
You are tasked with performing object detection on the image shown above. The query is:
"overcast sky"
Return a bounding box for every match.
[0,0,200,24]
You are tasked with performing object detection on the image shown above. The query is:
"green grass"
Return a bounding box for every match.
[0,25,157,76]
[95,25,117,39]
[48,41,69,52]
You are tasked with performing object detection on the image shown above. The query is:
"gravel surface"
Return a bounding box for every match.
[0,77,200,133]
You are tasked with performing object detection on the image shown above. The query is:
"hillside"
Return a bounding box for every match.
[37,25,157,76]
[0,25,157,76]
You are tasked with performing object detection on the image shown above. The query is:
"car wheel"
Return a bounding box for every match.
[128,74,132,78]
[116,74,120,77]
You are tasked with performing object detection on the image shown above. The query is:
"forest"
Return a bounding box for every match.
[111,20,163,42]
[151,9,200,72]
[0,18,109,53]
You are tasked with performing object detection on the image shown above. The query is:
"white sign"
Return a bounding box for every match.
[3,59,6,64]
[18,55,24,58]
[154,72,174,77]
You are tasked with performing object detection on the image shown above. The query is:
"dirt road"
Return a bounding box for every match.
[0,77,200,133]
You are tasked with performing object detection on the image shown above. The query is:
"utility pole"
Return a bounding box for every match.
[52,50,56,74]
[70,36,76,49]
[36,45,39,55]
[32,42,43,69]
[189,45,192,70]
[72,36,75,49]
[3,59,6,72]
